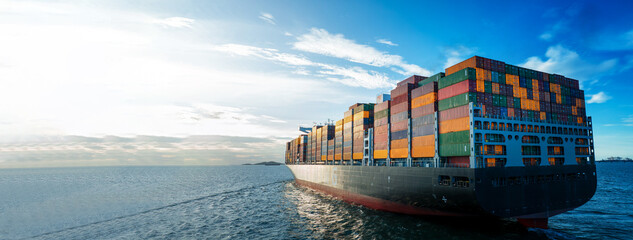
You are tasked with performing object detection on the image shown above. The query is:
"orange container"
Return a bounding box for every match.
[492,82,499,94]
[520,88,527,99]
[476,68,486,81]
[439,117,469,134]
[532,79,539,91]
[412,135,435,146]
[540,112,546,120]
[344,115,353,123]
[572,106,578,115]
[477,80,485,92]
[412,145,435,158]
[446,56,477,76]
[353,111,370,121]
[343,152,351,160]
[513,86,521,98]
[321,155,327,161]
[556,94,562,104]
[335,153,341,160]
[412,92,437,108]
[374,150,388,159]
[352,152,363,160]
[390,148,408,158]
[391,138,408,148]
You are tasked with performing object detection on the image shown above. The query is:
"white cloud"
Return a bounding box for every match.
[293,28,431,76]
[540,32,553,40]
[212,43,394,88]
[259,12,276,25]
[284,32,293,36]
[152,17,195,28]
[377,39,397,46]
[520,45,617,86]
[586,91,612,104]
[443,46,476,69]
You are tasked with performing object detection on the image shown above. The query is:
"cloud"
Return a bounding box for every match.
[284,32,293,36]
[377,39,397,46]
[212,43,394,88]
[539,32,553,41]
[520,45,617,86]
[586,91,612,104]
[259,12,276,25]
[0,135,284,168]
[152,17,195,28]
[443,46,476,69]
[293,28,431,76]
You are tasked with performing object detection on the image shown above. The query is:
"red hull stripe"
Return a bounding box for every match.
[295,179,472,217]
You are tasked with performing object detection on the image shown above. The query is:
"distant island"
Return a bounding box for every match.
[598,157,632,163]
[243,161,283,166]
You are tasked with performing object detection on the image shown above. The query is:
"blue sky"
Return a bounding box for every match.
[1,0,632,166]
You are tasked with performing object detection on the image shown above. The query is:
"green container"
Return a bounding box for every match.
[500,95,507,107]
[499,72,506,84]
[439,143,470,157]
[525,78,532,89]
[439,131,470,145]
[513,98,521,109]
[493,94,500,106]
[420,72,445,87]
[374,109,389,119]
[354,104,375,113]
[484,81,492,93]
[438,92,477,111]
[527,111,534,119]
[439,68,476,89]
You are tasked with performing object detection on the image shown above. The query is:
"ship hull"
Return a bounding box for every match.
[287,164,596,227]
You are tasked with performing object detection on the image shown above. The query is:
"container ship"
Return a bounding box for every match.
[284,56,597,228]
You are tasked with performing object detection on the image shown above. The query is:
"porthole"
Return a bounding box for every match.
[565,138,568,142]
[541,137,545,141]
[515,135,519,140]
[508,135,512,140]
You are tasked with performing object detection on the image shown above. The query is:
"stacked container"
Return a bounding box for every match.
[410,80,438,158]
[446,56,586,124]
[352,104,375,160]
[437,68,477,165]
[390,76,420,159]
[321,125,334,162]
[316,126,322,162]
[343,108,354,161]
[373,100,391,159]
[334,119,344,161]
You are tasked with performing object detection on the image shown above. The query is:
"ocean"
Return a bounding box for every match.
[0,163,630,240]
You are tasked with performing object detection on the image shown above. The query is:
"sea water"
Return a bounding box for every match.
[0,163,630,239]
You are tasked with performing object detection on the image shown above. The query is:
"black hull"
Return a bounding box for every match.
[287,164,596,222]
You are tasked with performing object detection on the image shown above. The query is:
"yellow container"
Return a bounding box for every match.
[477,80,485,92]
[412,135,434,146]
[352,152,363,160]
[439,117,469,134]
[390,148,408,158]
[374,150,388,159]
[412,145,435,158]
[412,92,437,108]
[391,138,408,148]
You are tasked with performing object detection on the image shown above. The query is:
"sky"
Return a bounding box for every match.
[1,0,632,167]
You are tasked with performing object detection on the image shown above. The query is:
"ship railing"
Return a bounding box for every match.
[438,163,470,168]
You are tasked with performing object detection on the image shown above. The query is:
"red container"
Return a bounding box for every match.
[438,80,476,100]
[391,83,415,97]
[397,75,426,87]
[374,118,389,126]
[411,103,437,118]
[411,82,437,99]
[391,94,409,105]
[439,105,469,121]
[375,101,390,111]
[391,102,410,113]
[391,120,408,131]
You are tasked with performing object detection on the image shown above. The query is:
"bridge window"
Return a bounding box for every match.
[547,137,563,144]
[575,138,588,145]
[523,158,541,166]
[548,157,564,166]
[522,135,540,143]
[522,146,541,155]
[485,134,505,143]
[548,146,564,155]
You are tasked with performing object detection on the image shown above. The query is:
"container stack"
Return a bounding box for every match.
[334,119,344,161]
[306,130,312,163]
[410,80,438,158]
[343,109,354,161]
[446,56,586,125]
[352,104,375,160]
[316,126,322,163]
[321,125,334,162]
[437,68,477,165]
[297,135,306,163]
[373,100,390,159]
[390,76,421,159]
